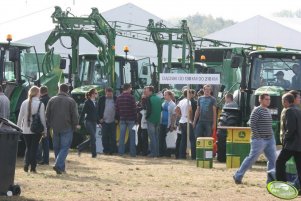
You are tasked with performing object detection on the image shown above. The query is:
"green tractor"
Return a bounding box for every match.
[194,46,301,163]
[71,53,152,104]
[195,47,244,100]
[238,50,301,144]
[0,40,63,123]
[196,46,301,144]
[0,37,64,156]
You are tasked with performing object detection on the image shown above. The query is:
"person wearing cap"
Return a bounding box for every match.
[291,64,301,90]
[274,71,290,89]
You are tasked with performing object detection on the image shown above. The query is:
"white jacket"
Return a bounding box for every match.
[17,97,47,134]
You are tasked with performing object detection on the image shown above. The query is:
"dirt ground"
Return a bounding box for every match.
[1,151,282,201]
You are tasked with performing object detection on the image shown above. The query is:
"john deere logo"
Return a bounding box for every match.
[208,141,212,146]
[197,141,201,146]
[267,181,298,200]
[238,131,246,138]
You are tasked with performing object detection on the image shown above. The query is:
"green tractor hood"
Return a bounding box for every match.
[71,85,104,95]
[254,86,285,96]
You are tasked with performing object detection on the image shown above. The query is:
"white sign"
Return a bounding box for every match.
[159,73,220,85]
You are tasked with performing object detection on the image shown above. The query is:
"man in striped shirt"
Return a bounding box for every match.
[233,93,277,184]
[116,83,137,157]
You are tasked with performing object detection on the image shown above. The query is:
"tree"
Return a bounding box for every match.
[168,13,236,37]
[273,9,301,18]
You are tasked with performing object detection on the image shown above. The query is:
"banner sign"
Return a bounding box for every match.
[159,73,220,85]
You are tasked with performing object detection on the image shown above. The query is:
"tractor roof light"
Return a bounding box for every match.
[123,45,129,53]
[200,55,206,61]
[276,46,282,51]
[6,34,12,42]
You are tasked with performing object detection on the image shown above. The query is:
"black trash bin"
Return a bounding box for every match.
[0,118,22,196]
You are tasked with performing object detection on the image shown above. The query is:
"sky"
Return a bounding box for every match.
[0,0,300,40]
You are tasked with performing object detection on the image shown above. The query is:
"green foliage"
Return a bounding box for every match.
[168,13,236,37]
[273,9,301,18]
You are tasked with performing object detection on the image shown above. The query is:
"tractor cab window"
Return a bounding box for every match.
[21,50,39,81]
[123,61,132,84]
[2,49,16,81]
[80,59,107,86]
[4,60,15,81]
[137,57,152,88]
[114,59,132,89]
[251,57,301,90]
[93,61,107,85]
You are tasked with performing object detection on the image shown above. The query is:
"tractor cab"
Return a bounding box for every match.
[71,54,151,106]
[0,42,41,122]
[249,51,301,91]
[0,42,40,86]
[247,50,301,144]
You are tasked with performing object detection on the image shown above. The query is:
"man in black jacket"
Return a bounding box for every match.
[37,86,50,165]
[98,87,117,155]
[276,93,301,191]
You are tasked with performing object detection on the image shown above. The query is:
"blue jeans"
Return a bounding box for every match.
[36,135,50,164]
[147,121,159,157]
[195,121,213,138]
[119,120,136,157]
[53,128,73,172]
[179,123,196,159]
[234,137,276,182]
[102,122,117,154]
[78,121,97,157]
[36,126,50,164]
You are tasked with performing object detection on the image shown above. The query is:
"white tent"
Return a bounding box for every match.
[204,15,301,50]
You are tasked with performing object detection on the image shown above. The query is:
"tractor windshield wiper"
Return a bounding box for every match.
[279,58,293,72]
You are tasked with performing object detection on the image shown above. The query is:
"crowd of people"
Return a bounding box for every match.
[0,83,217,174]
[0,81,300,194]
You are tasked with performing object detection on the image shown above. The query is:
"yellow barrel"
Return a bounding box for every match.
[225,127,251,168]
[196,137,213,168]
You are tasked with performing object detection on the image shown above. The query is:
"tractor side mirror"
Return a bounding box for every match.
[230,56,241,68]
[9,47,20,62]
[60,59,66,69]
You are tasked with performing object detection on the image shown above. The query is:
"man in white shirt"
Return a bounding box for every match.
[175,89,196,160]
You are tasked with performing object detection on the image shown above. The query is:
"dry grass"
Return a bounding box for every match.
[1,151,279,201]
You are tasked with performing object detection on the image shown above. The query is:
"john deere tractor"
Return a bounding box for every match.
[0,36,63,123]
[0,35,64,156]
[196,45,301,144]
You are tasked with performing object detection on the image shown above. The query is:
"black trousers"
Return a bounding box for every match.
[23,134,41,170]
[78,121,97,157]
[102,122,117,154]
[137,128,148,156]
[159,124,168,157]
[276,148,301,186]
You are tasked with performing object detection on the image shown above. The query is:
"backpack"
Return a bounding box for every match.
[30,102,44,134]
